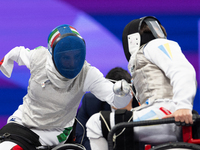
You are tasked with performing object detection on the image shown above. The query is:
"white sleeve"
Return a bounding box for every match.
[83,66,132,109]
[144,39,196,111]
[86,113,103,138]
[0,46,33,78]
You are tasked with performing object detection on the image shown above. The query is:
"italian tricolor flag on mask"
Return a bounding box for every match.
[48,26,82,48]
[69,26,80,36]
[48,29,61,48]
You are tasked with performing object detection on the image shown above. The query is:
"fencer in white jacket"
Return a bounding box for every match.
[0,24,132,150]
[86,16,197,150]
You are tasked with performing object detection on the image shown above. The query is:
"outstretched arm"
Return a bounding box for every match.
[83,66,132,109]
[0,46,33,78]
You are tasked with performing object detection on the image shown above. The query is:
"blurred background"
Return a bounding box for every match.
[0,0,200,127]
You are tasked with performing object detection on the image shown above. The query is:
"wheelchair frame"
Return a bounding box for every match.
[107,114,200,150]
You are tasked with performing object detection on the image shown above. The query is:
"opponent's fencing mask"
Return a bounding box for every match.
[122,16,166,62]
[48,24,86,79]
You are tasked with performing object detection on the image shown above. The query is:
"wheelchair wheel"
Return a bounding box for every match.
[51,143,86,150]
[150,142,200,150]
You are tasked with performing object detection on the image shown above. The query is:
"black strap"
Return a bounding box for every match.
[65,119,77,144]
[114,109,136,150]
[100,111,111,139]
[0,123,41,150]
[100,110,140,150]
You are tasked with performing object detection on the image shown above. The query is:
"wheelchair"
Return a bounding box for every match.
[50,143,86,150]
[0,122,86,150]
[107,114,200,150]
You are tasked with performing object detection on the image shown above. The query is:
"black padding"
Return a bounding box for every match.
[0,123,41,150]
[192,110,200,139]
[114,109,136,150]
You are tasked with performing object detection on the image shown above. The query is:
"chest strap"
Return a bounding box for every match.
[100,109,139,150]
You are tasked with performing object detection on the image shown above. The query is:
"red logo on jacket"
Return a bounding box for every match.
[160,107,172,115]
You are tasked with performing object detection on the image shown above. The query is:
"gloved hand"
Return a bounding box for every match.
[113,79,130,97]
